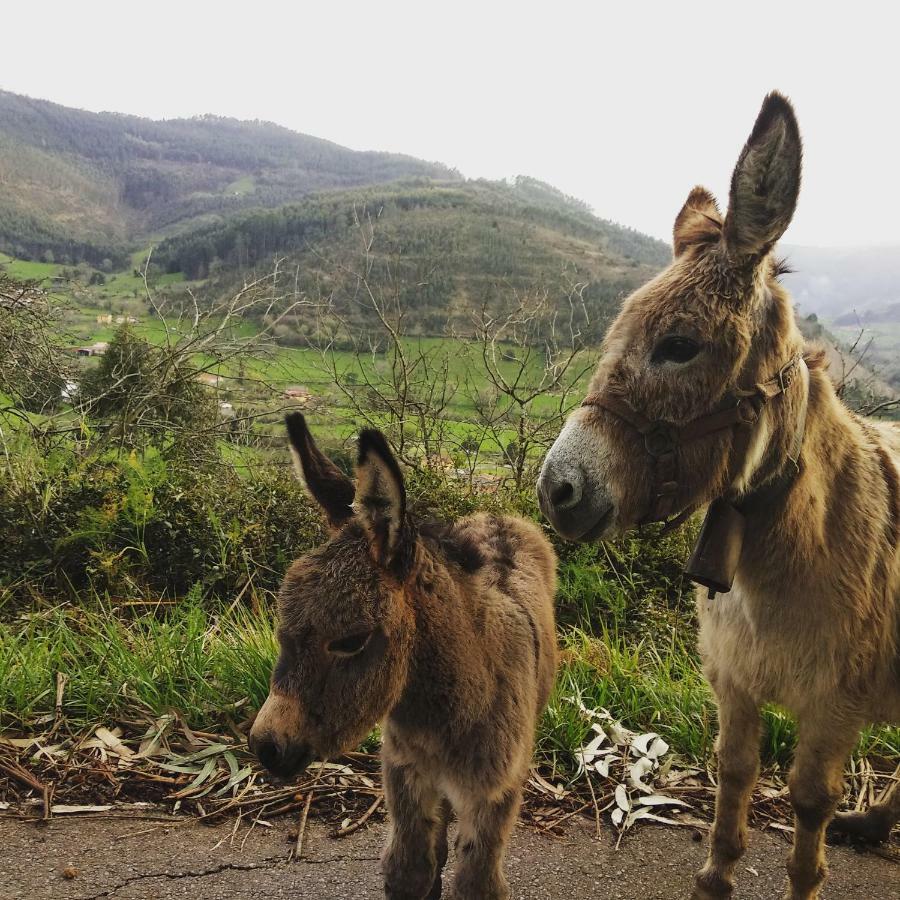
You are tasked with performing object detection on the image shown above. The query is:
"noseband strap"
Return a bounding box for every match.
[580,353,806,531]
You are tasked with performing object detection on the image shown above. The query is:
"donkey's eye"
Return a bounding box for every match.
[327,631,373,657]
[651,336,701,365]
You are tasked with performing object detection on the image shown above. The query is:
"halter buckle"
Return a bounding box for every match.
[643,423,676,457]
[777,357,799,392]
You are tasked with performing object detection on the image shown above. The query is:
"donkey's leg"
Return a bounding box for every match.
[451,787,520,900]
[830,779,900,844]
[783,717,860,900]
[692,686,761,900]
[425,800,453,900]
[382,761,444,900]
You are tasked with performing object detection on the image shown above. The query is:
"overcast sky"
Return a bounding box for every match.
[3,1,897,247]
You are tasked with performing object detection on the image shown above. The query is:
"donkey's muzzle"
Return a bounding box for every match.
[250,733,313,779]
[537,458,614,542]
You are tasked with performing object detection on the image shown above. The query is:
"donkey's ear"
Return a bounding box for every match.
[285,413,354,529]
[354,429,411,574]
[723,92,802,259]
[673,186,722,257]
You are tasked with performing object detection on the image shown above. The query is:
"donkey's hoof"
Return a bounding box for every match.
[784,858,826,900]
[828,809,894,845]
[782,888,823,900]
[385,874,437,900]
[691,869,733,899]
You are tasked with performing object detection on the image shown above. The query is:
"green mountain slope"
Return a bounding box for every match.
[156,176,671,340]
[0,90,454,266]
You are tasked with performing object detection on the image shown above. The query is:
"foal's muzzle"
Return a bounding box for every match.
[249,732,313,779]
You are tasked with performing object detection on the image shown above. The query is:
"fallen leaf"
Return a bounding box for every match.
[631,733,660,756]
[95,726,135,759]
[638,794,690,808]
[51,805,113,814]
[628,757,655,793]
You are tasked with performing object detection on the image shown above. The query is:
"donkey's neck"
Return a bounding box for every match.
[387,554,494,736]
[735,362,889,595]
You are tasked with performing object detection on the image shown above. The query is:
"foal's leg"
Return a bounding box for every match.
[426,800,453,900]
[382,762,445,900]
[831,779,900,844]
[692,686,761,900]
[783,717,860,900]
[452,787,521,900]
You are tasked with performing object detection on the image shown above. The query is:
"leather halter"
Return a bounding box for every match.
[581,354,806,531]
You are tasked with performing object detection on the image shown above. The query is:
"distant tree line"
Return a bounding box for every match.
[0,204,129,268]
[154,179,668,343]
[155,180,669,280]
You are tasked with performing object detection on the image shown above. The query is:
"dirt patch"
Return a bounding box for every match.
[1,812,896,900]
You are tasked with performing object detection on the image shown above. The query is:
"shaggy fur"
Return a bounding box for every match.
[250,415,558,899]
[538,92,899,900]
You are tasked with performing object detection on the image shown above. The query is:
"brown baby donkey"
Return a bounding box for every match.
[250,414,558,899]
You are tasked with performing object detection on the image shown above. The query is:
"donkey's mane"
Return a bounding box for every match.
[416,510,485,574]
[802,346,828,372]
[323,503,486,575]
[772,257,793,279]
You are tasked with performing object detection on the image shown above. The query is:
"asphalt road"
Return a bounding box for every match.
[0,813,896,899]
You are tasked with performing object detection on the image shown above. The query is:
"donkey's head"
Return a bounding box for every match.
[539,92,805,540]
[250,415,416,778]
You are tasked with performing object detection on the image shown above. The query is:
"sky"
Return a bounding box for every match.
[2,1,898,247]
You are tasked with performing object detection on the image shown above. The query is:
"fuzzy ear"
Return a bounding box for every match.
[723,92,802,259]
[354,429,412,574]
[673,186,722,257]
[285,413,354,529]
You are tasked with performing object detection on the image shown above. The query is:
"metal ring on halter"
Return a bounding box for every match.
[643,424,677,457]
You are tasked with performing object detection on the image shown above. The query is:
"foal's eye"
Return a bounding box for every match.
[651,336,702,365]
[327,631,373,657]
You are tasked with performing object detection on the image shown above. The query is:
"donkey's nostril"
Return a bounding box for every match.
[253,735,282,773]
[550,479,575,507]
[541,467,582,511]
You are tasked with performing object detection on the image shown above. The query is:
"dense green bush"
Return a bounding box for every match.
[0,445,325,607]
[0,426,696,640]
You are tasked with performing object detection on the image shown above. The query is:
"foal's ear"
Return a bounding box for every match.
[673,186,722,257]
[723,91,802,259]
[285,413,354,529]
[354,429,411,574]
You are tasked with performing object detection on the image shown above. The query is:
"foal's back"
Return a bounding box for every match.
[452,512,558,708]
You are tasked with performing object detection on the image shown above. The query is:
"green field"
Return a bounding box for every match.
[0,251,64,281]
[0,244,593,463]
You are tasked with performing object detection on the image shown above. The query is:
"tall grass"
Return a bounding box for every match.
[3,593,896,776]
[0,594,276,729]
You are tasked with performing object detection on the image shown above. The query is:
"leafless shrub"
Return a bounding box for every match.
[0,255,313,460]
[0,274,73,418]
[308,211,593,488]
[832,324,899,418]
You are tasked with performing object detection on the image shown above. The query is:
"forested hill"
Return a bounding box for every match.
[156,177,672,341]
[0,90,454,267]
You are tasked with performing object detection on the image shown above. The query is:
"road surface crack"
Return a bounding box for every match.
[77,854,382,899]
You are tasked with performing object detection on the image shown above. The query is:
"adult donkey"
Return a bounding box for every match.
[538,92,899,900]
